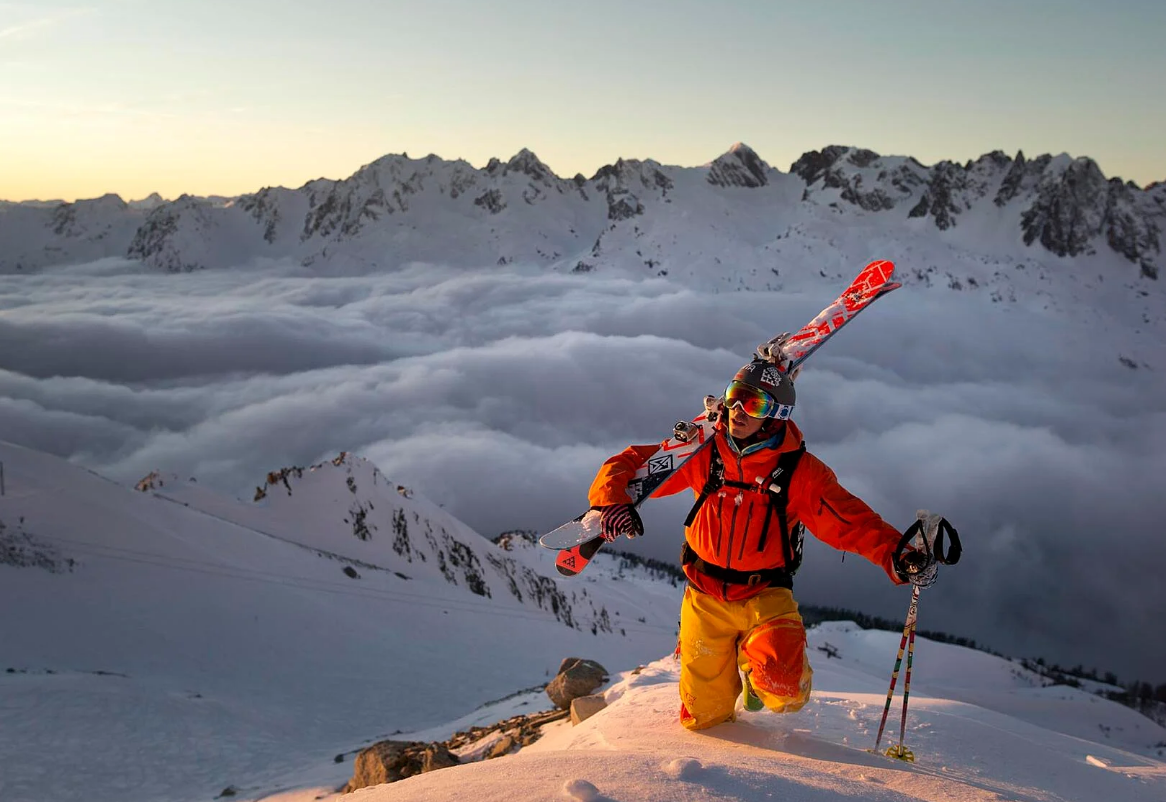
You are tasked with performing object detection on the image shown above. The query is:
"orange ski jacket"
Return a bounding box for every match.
[588,420,907,601]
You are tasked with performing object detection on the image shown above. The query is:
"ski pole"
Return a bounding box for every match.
[871,583,920,756]
[895,601,919,759]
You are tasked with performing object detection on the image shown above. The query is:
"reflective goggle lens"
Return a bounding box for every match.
[724,381,776,419]
[724,381,794,420]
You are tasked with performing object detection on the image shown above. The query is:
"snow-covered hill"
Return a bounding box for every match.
[216,627,1166,802]
[0,440,682,802]
[2,144,1161,288]
[2,439,1163,802]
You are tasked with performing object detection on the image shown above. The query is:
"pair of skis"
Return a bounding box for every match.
[539,260,902,577]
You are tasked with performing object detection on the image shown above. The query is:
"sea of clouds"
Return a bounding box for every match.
[2,256,1164,682]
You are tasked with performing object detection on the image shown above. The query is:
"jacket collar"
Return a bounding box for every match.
[722,419,805,458]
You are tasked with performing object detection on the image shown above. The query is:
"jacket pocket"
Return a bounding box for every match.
[819,496,852,526]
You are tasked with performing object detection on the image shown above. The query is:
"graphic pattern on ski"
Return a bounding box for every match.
[541,260,900,574]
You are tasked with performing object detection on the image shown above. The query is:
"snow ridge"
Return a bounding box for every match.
[2,145,1161,280]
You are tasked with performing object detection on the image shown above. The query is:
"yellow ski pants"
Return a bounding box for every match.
[678,585,813,730]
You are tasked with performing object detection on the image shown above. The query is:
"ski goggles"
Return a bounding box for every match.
[724,381,793,420]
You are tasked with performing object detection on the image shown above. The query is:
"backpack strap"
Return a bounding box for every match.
[683,443,724,527]
[757,443,807,569]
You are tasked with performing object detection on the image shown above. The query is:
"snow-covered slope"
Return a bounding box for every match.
[2,144,1161,288]
[238,626,1166,802]
[4,438,1164,802]
[0,441,682,802]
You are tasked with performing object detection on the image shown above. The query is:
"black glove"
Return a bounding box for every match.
[897,548,937,586]
[594,504,644,542]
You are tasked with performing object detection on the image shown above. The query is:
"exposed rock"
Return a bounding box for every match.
[706,143,770,188]
[590,158,673,221]
[792,146,919,212]
[545,657,609,709]
[500,148,555,184]
[606,194,644,221]
[422,744,459,772]
[236,187,284,243]
[344,707,569,791]
[474,189,507,214]
[0,519,76,573]
[908,161,966,230]
[570,694,608,725]
[343,741,459,792]
[789,145,851,186]
[995,152,1050,207]
[126,197,207,272]
[487,734,515,758]
[1012,156,1160,263]
[591,158,674,194]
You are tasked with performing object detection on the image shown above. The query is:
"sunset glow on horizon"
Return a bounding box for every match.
[3,0,1164,202]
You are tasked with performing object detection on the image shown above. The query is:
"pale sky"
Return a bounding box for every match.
[2,0,1164,202]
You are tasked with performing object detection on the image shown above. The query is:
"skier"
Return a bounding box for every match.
[586,355,948,730]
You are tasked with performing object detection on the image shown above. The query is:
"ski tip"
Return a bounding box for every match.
[865,259,896,281]
[555,550,583,577]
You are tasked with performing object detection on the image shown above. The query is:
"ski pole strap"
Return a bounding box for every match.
[680,542,794,589]
[934,518,961,565]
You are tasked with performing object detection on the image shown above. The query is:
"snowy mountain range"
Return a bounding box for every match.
[3,438,1164,802]
[2,144,1162,287]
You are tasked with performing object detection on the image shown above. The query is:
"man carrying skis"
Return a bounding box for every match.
[586,354,947,730]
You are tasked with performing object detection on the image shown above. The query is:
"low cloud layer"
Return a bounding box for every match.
[2,259,1164,682]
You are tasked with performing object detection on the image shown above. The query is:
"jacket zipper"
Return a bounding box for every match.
[738,497,755,562]
[724,452,744,568]
[820,496,852,525]
[714,492,726,555]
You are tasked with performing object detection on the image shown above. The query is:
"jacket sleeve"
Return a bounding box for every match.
[791,452,907,585]
[587,437,712,507]
[587,444,662,506]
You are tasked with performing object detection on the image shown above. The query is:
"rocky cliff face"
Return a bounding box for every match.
[793,146,1162,273]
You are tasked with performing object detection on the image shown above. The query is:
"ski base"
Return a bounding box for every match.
[555,537,606,576]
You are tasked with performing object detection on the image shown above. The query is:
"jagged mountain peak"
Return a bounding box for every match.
[706,141,771,188]
[481,148,557,185]
[128,192,167,210]
[507,147,551,177]
[591,157,671,187]
[966,149,1013,172]
[58,193,129,212]
[251,450,399,504]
